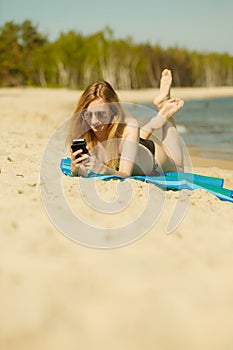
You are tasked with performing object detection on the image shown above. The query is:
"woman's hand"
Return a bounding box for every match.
[70,148,89,176]
[70,148,106,176]
[84,151,106,174]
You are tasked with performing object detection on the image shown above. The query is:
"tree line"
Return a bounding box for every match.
[0,20,232,89]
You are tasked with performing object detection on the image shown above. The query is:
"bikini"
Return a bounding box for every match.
[117,137,159,175]
[139,137,160,175]
[139,137,155,156]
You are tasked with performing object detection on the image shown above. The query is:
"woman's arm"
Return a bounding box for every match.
[83,119,139,178]
[100,119,139,177]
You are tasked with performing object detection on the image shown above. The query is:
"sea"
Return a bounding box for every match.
[127,97,233,161]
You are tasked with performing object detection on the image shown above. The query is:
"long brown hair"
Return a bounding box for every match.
[67,81,127,169]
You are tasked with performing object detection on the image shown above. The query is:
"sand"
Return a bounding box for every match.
[1,86,233,350]
[118,86,233,102]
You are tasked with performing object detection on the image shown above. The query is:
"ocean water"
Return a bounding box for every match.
[136,97,233,161]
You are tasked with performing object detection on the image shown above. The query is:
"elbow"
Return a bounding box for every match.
[118,171,131,178]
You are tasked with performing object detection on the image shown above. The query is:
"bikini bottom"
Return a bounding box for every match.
[138,137,160,176]
[139,137,155,155]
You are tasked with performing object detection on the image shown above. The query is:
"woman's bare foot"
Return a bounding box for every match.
[158,98,184,121]
[154,69,172,110]
[140,98,184,138]
[149,98,184,129]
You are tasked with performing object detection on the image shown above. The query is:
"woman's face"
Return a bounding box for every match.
[83,98,113,133]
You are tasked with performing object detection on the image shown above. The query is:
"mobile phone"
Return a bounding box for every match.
[71,139,88,158]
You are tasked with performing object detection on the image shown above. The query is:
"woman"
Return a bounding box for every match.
[68,69,184,177]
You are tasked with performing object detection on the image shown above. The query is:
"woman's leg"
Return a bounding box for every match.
[140,98,185,172]
[151,138,178,173]
[160,116,184,172]
[140,68,173,139]
[140,69,184,172]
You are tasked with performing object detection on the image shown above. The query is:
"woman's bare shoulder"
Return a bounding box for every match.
[124,115,139,128]
[122,115,139,138]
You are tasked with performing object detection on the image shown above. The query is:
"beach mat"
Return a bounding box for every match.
[60,157,233,203]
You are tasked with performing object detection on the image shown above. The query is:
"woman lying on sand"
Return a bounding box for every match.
[68,69,184,177]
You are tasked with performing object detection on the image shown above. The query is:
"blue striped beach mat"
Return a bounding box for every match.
[60,157,233,203]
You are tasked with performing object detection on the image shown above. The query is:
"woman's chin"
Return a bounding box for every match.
[92,125,104,132]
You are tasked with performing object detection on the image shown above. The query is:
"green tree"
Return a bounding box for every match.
[0,20,47,86]
[20,19,47,85]
[0,21,22,85]
[0,19,232,88]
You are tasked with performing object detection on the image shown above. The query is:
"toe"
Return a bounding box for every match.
[162,69,172,77]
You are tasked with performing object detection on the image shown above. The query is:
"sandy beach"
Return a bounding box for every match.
[1,86,233,350]
[118,85,233,103]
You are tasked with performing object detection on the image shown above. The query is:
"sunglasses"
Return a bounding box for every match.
[82,110,108,121]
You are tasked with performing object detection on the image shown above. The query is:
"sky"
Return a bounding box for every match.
[1,0,233,55]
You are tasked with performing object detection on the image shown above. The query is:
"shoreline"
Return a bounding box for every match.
[189,152,233,171]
